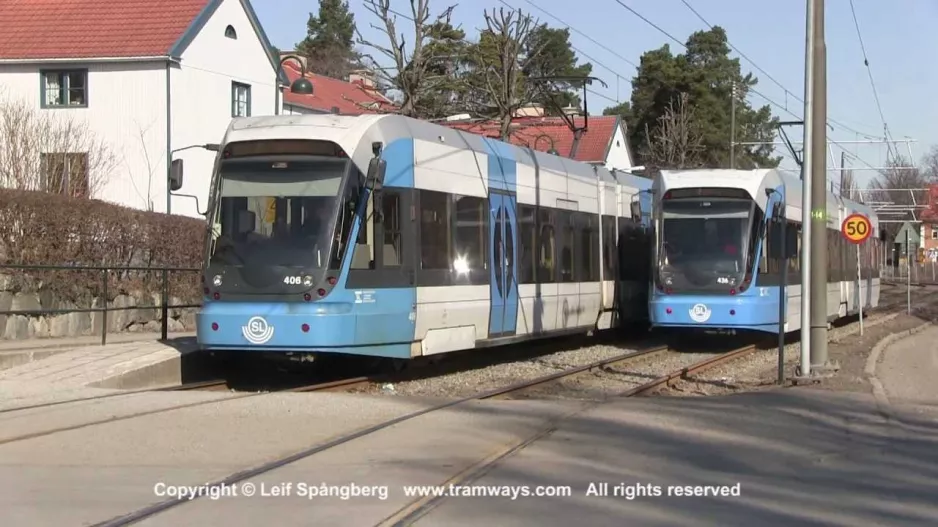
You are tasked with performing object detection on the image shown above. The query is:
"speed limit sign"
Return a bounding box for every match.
[841,213,871,244]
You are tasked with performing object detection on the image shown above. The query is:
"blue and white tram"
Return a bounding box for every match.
[648,168,883,334]
[192,113,653,359]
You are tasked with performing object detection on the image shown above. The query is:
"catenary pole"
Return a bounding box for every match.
[730,81,736,169]
[809,0,829,371]
[799,0,816,377]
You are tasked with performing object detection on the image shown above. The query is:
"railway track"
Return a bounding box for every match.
[88,341,757,527]
[0,373,390,446]
[0,379,231,416]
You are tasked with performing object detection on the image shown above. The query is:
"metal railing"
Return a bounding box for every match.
[0,264,202,345]
[882,261,938,284]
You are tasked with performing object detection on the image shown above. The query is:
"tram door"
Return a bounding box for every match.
[489,190,519,338]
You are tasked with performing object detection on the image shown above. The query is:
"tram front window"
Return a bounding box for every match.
[658,199,753,290]
[209,158,349,271]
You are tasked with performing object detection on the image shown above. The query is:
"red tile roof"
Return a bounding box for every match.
[445,115,621,164]
[281,60,395,115]
[0,0,210,60]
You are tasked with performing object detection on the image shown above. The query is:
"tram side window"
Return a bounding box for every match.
[579,213,599,282]
[420,190,452,270]
[537,209,556,283]
[616,217,639,281]
[453,195,487,273]
[519,205,537,284]
[350,191,374,270]
[785,226,801,276]
[828,235,838,281]
[558,211,575,282]
[350,190,403,270]
[602,215,616,281]
[382,192,402,267]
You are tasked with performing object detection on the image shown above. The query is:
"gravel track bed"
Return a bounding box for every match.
[351,342,660,399]
[506,349,724,401]
[358,283,938,401]
[662,283,938,397]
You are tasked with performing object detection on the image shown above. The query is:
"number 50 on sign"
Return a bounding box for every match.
[841,213,871,244]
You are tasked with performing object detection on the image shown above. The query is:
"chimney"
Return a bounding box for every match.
[512,103,544,118]
[349,69,376,88]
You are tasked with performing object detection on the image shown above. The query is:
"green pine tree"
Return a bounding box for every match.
[623,27,780,169]
[295,0,361,79]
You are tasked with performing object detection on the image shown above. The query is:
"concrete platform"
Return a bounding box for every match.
[0,335,203,390]
[0,328,936,526]
[0,332,195,371]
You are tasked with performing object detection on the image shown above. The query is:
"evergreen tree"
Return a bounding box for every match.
[602,100,631,121]
[623,27,780,169]
[295,0,361,79]
[416,20,471,119]
[522,25,592,115]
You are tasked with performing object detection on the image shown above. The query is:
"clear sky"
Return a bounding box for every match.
[253,0,937,187]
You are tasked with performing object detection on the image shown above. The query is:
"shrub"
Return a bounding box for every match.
[0,188,205,306]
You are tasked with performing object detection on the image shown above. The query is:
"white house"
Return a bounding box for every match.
[0,0,287,218]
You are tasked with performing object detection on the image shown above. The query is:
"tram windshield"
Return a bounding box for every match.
[208,157,349,271]
[658,198,755,290]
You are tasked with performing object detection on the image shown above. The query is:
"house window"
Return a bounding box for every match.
[931,229,937,240]
[225,25,237,39]
[232,82,251,117]
[41,70,88,107]
[40,153,90,197]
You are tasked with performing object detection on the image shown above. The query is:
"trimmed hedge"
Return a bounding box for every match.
[0,188,205,305]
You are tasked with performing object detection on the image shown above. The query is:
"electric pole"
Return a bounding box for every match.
[809,0,830,373]
[799,0,816,377]
[730,81,737,169]
[839,150,846,198]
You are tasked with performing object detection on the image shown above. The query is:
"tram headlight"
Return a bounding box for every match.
[212,275,223,286]
[302,275,313,287]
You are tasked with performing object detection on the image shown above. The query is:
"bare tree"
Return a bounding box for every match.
[468,8,540,140]
[920,145,938,181]
[863,155,935,238]
[357,0,457,118]
[0,92,116,197]
[129,119,159,211]
[640,93,704,170]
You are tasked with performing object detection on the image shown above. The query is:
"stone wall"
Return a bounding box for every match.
[0,274,198,340]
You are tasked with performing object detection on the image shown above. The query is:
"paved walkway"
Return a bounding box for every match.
[0,327,936,525]
[0,334,199,390]
[0,332,195,370]
[875,324,938,416]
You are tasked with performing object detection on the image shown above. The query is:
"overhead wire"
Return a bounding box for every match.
[375,0,892,172]
[675,0,881,140]
[503,0,639,70]
[384,3,629,110]
[847,0,899,160]
[607,0,801,123]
